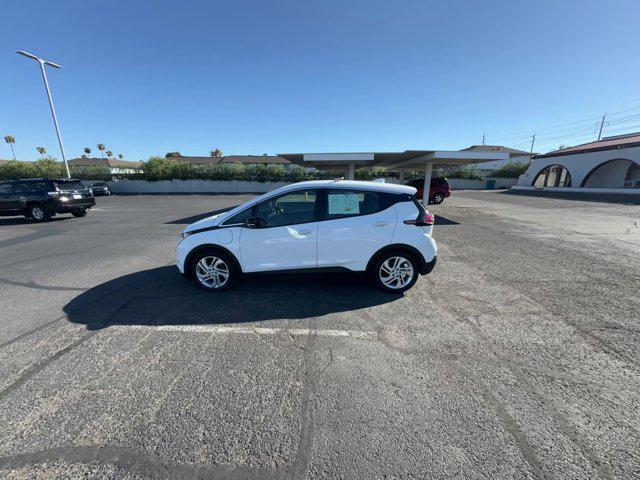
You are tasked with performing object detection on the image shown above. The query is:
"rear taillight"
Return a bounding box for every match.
[404,212,435,226]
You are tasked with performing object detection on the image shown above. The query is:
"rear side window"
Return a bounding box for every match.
[0,182,13,194]
[54,181,85,191]
[431,177,448,187]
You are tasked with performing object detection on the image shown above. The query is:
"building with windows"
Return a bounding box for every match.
[515,133,640,192]
[67,157,142,174]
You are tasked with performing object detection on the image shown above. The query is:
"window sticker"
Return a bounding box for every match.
[328,193,360,215]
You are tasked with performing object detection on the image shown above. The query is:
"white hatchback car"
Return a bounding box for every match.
[176,180,437,293]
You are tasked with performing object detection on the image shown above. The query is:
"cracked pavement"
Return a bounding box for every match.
[0,191,639,479]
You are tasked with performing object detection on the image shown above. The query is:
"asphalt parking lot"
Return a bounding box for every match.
[0,190,639,479]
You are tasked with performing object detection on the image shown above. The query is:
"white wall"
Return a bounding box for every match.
[463,154,531,172]
[518,146,640,188]
[107,179,290,194]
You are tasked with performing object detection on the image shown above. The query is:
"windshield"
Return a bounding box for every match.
[54,181,86,191]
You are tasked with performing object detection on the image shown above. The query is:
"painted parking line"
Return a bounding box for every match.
[118,324,377,339]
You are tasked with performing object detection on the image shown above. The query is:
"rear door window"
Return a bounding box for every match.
[324,189,381,219]
[15,180,50,192]
[0,182,14,194]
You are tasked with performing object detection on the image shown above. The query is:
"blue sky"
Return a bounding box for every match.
[2,0,640,161]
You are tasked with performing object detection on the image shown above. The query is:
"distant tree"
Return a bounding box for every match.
[209,149,223,158]
[4,135,16,160]
[84,147,92,157]
[118,153,123,159]
[106,150,113,159]
[263,153,268,156]
[36,146,46,158]
[97,143,106,158]
[81,154,88,159]
[166,152,182,158]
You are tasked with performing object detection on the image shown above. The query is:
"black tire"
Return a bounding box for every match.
[72,209,88,217]
[431,193,444,204]
[28,204,52,222]
[373,251,419,293]
[190,249,238,292]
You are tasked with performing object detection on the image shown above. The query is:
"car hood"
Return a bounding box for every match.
[181,214,221,235]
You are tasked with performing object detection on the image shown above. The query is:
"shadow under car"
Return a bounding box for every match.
[63,266,400,330]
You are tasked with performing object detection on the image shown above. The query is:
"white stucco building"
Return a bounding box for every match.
[460,145,533,174]
[515,133,640,193]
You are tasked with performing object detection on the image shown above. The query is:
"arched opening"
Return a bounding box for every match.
[532,164,572,188]
[581,158,640,188]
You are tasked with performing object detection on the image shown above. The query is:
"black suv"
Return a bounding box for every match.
[0,178,96,222]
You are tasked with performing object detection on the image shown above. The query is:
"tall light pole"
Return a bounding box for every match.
[16,50,71,178]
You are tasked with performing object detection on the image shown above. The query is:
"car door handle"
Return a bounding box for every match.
[298,229,313,235]
[372,221,388,227]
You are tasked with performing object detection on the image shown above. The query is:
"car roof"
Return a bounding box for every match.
[276,180,416,195]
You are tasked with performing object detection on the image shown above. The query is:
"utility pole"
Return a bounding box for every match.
[482,133,486,146]
[597,113,606,140]
[529,133,536,156]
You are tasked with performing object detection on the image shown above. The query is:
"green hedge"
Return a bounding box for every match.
[490,161,529,178]
[0,159,112,181]
[0,157,398,183]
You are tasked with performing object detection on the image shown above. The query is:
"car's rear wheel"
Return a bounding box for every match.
[374,252,419,293]
[191,250,237,291]
[431,193,444,204]
[72,209,87,217]
[28,204,52,222]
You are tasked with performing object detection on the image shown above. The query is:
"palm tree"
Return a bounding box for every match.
[4,135,16,160]
[210,148,223,158]
[97,143,106,158]
[118,153,123,159]
[84,147,92,157]
[106,150,113,159]
[36,146,46,158]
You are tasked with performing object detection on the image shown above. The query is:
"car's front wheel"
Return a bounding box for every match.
[191,250,238,291]
[373,251,419,293]
[72,209,87,217]
[431,193,444,204]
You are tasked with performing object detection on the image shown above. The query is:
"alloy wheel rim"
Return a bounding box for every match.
[32,207,44,220]
[434,194,443,202]
[196,256,230,288]
[379,256,414,289]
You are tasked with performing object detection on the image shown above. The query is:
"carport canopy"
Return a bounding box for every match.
[278,150,510,205]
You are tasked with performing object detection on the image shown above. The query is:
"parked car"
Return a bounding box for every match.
[404,177,451,204]
[176,180,437,293]
[0,178,95,222]
[88,181,111,196]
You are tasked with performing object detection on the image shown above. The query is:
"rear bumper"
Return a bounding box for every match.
[420,255,437,275]
[53,197,95,212]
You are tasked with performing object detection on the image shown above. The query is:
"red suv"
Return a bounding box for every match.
[405,177,451,204]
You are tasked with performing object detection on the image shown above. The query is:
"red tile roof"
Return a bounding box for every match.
[535,132,640,158]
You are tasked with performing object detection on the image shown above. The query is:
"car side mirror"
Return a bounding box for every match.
[244,217,258,228]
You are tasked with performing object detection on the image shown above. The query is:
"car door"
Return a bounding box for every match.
[0,182,18,212]
[239,189,319,272]
[13,181,40,211]
[316,188,397,271]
